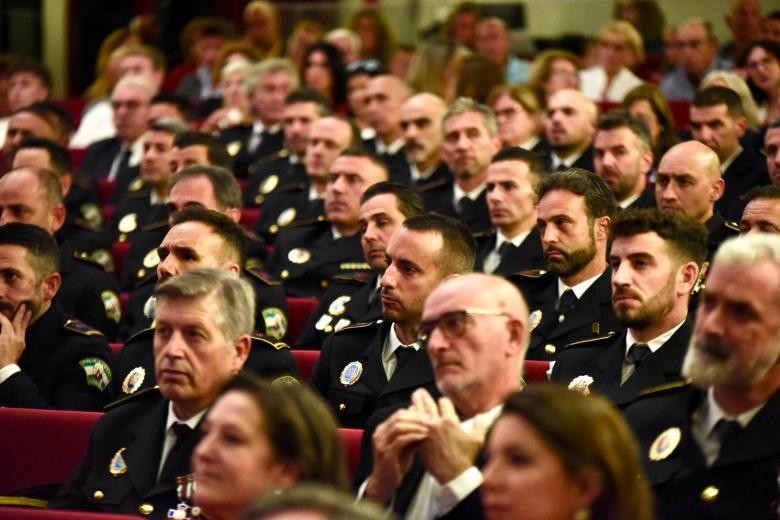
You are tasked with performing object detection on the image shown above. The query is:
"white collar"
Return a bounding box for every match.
[519,135,541,151]
[308,184,323,201]
[382,322,420,365]
[375,137,405,155]
[618,191,643,209]
[557,270,603,300]
[551,149,584,170]
[495,228,531,249]
[624,318,686,355]
[165,401,208,433]
[720,145,743,173]
[453,182,487,204]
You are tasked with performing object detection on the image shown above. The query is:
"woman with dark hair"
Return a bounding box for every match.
[622,83,678,163]
[740,40,780,126]
[192,374,347,520]
[303,42,347,113]
[348,8,396,65]
[482,385,654,520]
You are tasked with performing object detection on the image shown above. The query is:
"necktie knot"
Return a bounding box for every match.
[713,418,741,446]
[395,345,416,368]
[629,343,651,368]
[556,289,578,316]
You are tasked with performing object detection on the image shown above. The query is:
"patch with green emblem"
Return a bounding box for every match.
[262,307,288,340]
[79,357,112,392]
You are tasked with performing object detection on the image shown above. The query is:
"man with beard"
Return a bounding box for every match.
[397,93,451,188]
[295,182,426,349]
[511,168,621,361]
[544,88,598,172]
[625,233,780,519]
[423,97,500,234]
[656,141,738,260]
[310,214,475,428]
[594,111,656,210]
[552,209,706,406]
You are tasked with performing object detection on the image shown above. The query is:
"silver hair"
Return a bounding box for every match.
[443,97,498,137]
[243,58,299,97]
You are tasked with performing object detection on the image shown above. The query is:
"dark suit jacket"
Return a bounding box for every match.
[625,386,780,520]
[49,393,200,517]
[391,161,452,191]
[552,318,693,406]
[310,320,438,429]
[219,123,284,178]
[716,146,770,215]
[421,180,492,234]
[79,137,122,180]
[253,186,321,244]
[474,228,544,276]
[510,269,623,361]
[625,186,657,210]
[362,137,409,181]
[705,213,739,261]
[547,145,595,172]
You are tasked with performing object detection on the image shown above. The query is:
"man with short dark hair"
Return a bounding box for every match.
[764,118,780,186]
[398,92,451,188]
[363,74,411,174]
[626,233,780,518]
[690,86,769,213]
[171,131,232,172]
[594,111,656,209]
[511,168,621,360]
[552,209,706,406]
[2,103,60,166]
[0,222,113,411]
[0,58,51,145]
[311,213,476,428]
[113,210,296,400]
[476,147,545,275]
[296,182,426,349]
[739,185,780,234]
[50,268,252,515]
[544,88,598,173]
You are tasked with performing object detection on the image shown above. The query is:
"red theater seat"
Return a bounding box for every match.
[67,148,87,170]
[53,97,88,128]
[95,179,116,206]
[240,208,261,230]
[112,242,131,279]
[338,428,364,480]
[291,349,320,382]
[286,297,319,344]
[524,360,550,383]
[669,100,692,131]
[0,408,103,497]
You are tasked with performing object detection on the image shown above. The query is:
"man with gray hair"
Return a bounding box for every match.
[626,233,780,518]
[423,97,500,234]
[51,268,253,516]
[219,58,298,177]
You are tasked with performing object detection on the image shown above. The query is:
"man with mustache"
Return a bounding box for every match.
[310,214,475,428]
[552,209,706,406]
[264,148,387,298]
[594,111,656,210]
[476,147,545,276]
[511,168,621,361]
[656,140,738,260]
[50,269,252,516]
[295,182,426,349]
[0,223,113,411]
[544,88,598,172]
[625,233,780,519]
[397,93,451,188]
[423,97,500,234]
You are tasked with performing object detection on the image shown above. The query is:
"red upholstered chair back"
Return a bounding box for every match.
[0,408,103,496]
[286,297,320,344]
[523,360,551,383]
[291,349,321,382]
[338,428,364,480]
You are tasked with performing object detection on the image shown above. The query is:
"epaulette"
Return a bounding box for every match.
[251,335,291,350]
[724,219,739,232]
[692,261,709,295]
[331,273,370,286]
[64,319,104,336]
[244,230,265,244]
[637,379,691,399]
[334,319,383,333]
[275,181,308,194]
[562,331,617,349]
[104,385,161,411]
[417,177,448,193]
[126,326,154,344]
[245,266,281,286]
[141,220,169,232]
[133,271,158,290]
[126,188,148,200]
[288,214,327,229]
[72,217,102,233]
[73,251,108,271]
[255,148,289,166]
[472,230,494,240]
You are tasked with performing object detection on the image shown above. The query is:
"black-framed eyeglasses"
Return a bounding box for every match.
[417,308,512,347]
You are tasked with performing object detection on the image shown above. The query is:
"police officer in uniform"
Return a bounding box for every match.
[265,148,388,298]
[0,223,113,411]
[0,166,122,339]
[395,93,453,189]
[475,147,546,276]
[50,269,253,517]
[511,169,621,361]
[552,209,706,407]
[311,214,475,428]
[295,182,426,349]
[625,233,780,519]
[243,88,329,209]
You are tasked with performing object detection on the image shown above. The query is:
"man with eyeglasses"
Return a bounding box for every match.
[660,19,731,101]
[310,213,476,429]
[357,273,529,519]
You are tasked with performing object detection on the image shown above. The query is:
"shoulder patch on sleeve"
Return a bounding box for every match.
[251,335,291,350]
[79,357,112,391]
[725,220,740,232]
[126,326,154,343]
[64,319,104,336]
[74,251,108,271]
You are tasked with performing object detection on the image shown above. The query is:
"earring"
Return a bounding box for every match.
[574,509,591,520]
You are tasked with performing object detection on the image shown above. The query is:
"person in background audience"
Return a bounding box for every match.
[475,17,531,85]
[719,0,762,61]
[482,385,655,520]
[0,58,51,145]
[580,21,645,102]
[398,92,451,188]
[739,40,780,126]
[347,8,396,64]
[764,10,780,42]
[544,88,598,172]
[200,60,253,133]
[441,2,483,50]
[527,50,580,107]
[326,28,362,66]
[362,74,411,176]
[488,84,550,158]
[175,17,235,107]
[245,484,388,520]
[302,42,347,113]
[242,1,282,59]
[622,84,678,166]
[739,185,780,234]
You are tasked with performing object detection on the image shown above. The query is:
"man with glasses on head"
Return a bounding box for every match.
[310,214,475,429]
[357,273,529,519]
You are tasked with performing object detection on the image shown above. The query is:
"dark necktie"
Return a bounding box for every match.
[713,418,741,448]
[498,241,511,258]
[395,345,416,369]
[556,163,568,172]
[629,343,652,369]
[158,423,193,484]
[555,289,578,318]
[457,197,473,216]
[108,146,131,181]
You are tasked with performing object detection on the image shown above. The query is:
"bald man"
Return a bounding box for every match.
[398,92,451,188]
[656,141,738,259]
[363,75,412,176]
[544,88,598,172]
